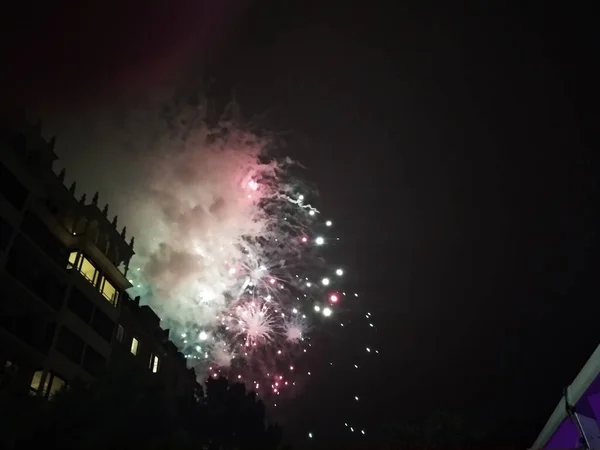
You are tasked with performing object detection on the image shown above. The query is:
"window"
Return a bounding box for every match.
[30,370,43,394]
[0,161,29,210]
[90,309,114,342]
[48,375,65,398]
[100,277,119,306]
[130,337,139,355]
[41,373,50,395]
[67,251,78,270]
[67,253,118,307]
[56,326,84,364]
[8,319,56,355]
[30,371,66,398]
[67,287,94,323]
[67,287,114,342]
[7,236,65,310]
[67,252,99,285]
[82,346,106,376]
[116,324,124,343]
[149,353,160,373]
[79,257,99,284]
[21,211,67,262]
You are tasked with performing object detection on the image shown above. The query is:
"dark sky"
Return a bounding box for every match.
[2,1,598,448]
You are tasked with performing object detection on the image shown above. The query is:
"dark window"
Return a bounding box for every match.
[0,161,28,210]
[67,287,94,323]
[90,309,114,342]
[21,211,67,264]
[42,277,66,310]
[0,313,54,355]
[5,237,34,282]
[0,216,13,251]
[56,326,84,364]
[12,315,36,347]
[116,324,124,343]
[6,236,65,310]
[0,361,19,391]
[82,346,106,377]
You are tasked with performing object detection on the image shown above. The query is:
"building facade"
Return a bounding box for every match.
[0,118,196,399]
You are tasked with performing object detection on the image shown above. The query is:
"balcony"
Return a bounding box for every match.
[5,236,67,311]
[67,251,119,307]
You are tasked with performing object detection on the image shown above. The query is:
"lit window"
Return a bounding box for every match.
[30,370,43,394]
[48,375,65,398]
[30,371,66,398]
[131,337,139,355]
[42,373,51,395]
[79,257,99,284]
[100,277,119,306]
[149,354,160,373]
[116,324,124,343]
[67,251,78,270]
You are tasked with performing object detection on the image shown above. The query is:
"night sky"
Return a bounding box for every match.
[2,1,598,448]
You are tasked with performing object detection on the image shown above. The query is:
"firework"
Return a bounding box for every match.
[90,98,350,397]
[51,90,378,438]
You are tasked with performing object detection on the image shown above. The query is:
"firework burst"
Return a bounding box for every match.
[56,94,348,399]
[230,300,277,347]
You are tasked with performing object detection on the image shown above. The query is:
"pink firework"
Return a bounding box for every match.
[231,300,277,347]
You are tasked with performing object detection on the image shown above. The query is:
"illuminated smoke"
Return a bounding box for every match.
[47,89,347,397]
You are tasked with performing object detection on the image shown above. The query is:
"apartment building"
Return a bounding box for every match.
[0,117,196,399]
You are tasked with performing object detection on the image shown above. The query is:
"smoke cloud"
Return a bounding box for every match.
[44,87,319,387]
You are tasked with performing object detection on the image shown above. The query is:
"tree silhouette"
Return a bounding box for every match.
[199,376,282,450]
[0,363,282,450]
[0,371,47,450]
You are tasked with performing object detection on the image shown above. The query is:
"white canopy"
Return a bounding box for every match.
[532,344,600,449]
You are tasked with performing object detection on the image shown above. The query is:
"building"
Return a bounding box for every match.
[0,117,196,400]
[532,344,600,449]
[112,294,198,400]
